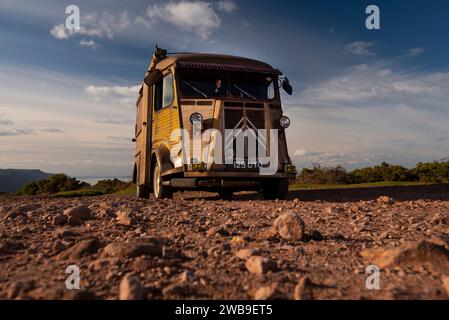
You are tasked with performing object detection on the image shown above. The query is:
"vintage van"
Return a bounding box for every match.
[133,47,296,200]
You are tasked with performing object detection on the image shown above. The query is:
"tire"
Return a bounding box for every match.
[153,161,173,199]
[136,184,150,199]
[218,190,234,200]
[262,179,289,200]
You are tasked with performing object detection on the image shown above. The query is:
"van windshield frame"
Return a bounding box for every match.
[178,68,278,101]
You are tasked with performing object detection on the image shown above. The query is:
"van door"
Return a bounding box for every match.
[135,84,152,186]
[151,71,179,171]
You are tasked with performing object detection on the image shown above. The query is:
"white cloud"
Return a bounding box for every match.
[301,65,449,103]
[80,39,98,50]
[345,41,376,56]
[50,24,69,40]
[41,128,64,133]
[284,63,449,168]
[377,68,392,77]
[408,47,425,57]
[294,149,307,156]
[0,117,13,125]
[0,129,34,136]
[85,85,140,99]
[217,0,238,13]
[146,1,222,40]
[107,136,132,142]
[134,16,152,28]
[95,117,134,125]
[50,10,130,41]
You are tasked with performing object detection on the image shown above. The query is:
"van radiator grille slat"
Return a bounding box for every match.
[223,106,266,169]
[246,110,265,130]
[224,109,244,129]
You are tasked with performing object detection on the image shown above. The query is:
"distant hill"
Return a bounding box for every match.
[0,169,53,193]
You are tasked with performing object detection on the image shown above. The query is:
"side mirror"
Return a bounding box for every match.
[144,69,163,87]
[282,78,293,95]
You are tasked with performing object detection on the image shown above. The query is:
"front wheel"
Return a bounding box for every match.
[153,161,173,199]
[261,179,289,200]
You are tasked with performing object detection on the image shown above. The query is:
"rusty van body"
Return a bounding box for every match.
[133,48,296,200]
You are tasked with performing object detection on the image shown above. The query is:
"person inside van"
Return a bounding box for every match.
[213,79,227,97]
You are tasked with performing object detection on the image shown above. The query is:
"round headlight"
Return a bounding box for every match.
[190,112,203,124]
[279,116,291,129]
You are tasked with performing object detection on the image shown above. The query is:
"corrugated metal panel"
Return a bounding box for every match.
[176,61,282,75]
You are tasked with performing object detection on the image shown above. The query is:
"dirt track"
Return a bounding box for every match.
[1,185,449,300]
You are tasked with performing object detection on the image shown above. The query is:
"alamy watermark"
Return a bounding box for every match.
[65,5,80,32]
[365,265,381,290]
[170,120,281,176]
[366,5,380,30]
[65,265,80,290]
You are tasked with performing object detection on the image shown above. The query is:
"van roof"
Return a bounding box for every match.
[154,53,282,75]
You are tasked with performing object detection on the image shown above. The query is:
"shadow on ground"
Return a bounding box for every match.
[181,184,449,203]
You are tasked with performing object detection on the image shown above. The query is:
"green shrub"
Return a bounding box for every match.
[414,161,449,183]
[17,174,87,195]
[91,179,130,193]
[296,161,449,185]
[297,164,351,185]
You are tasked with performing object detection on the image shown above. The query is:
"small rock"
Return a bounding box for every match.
[0,241,25,255]
[52,240,66,252]
[162,284,191,297]
[361,240,449,274]
[273,211,305,241]
[68,216,84,226]
[4,208,24,219]
[179,270,194,284]
[53,228,77,239]
[294,276,314,300]
[6,280,35,299]
[206,226,228,237]
[253,286,285,300]
[102,237,164,259]
[61,238,102,260]
[230,236,245,245]
[221,243,231,251]
[311,230,323,241]
[4,204,38,219]
[119,273,143,300]
[52,214,67,226]
[64,205,92,220]
[442,276,449,297]
[116,211,135,226]
[377,196,395,205]
[162,246,176,259]
[235,248,257,260]
[245,256,277,274]
[88,258,118,271]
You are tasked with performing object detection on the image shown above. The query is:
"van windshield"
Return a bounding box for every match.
[179,69,276,100]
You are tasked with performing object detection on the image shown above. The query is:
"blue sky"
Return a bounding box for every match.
[1,0,449,177]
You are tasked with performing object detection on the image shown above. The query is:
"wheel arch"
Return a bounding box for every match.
[150,145,174,190]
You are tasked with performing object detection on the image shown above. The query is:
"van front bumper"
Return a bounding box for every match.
[183,171,295,179]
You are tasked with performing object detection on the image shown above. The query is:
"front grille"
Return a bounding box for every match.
[224,109,244,129]
[223,105,266,170]
[246,110,265,130]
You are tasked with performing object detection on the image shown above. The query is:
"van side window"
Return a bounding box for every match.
[154,72,174,111]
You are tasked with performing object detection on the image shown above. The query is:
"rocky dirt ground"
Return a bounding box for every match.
[1,185,449,300]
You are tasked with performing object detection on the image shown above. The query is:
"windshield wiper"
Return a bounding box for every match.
[232,84,257,101]
[182,81,208,98]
